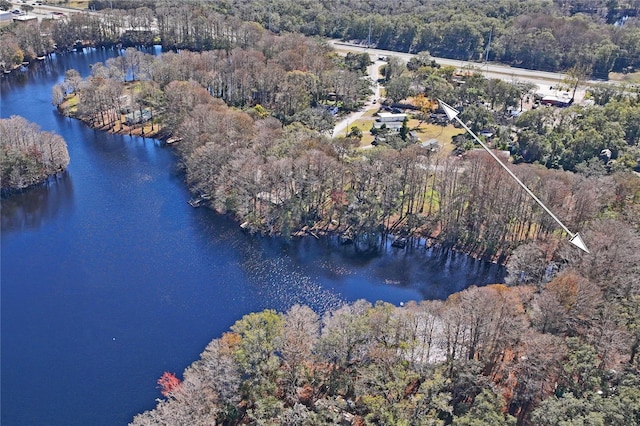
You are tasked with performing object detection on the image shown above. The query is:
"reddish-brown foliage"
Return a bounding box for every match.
[297,384,314,406]
[157,372,181,397]
[219,332,241,355]
[353,415,366,426]
[546,272,580,309]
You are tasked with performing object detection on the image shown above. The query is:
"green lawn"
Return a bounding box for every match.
[409,121,465,154]
[348,112,464,151]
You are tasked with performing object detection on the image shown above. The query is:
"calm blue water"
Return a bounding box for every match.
[1,48,504,426]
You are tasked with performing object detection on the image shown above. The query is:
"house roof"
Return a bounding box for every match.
[377,112,407,119]
[13,15,38,22]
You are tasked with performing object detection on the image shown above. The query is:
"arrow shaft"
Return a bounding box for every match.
[453,116,575,238]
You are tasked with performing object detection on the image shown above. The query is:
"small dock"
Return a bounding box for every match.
[166,137,182,145]
[187,193,211,208]
[391,237,407,249]
[188,198,203,207]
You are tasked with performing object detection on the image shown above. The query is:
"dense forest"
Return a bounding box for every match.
[2,3,639,423]
[1,0,640,77]
[53,29,640,258]
[0,116,70,191]
[130,224,640,425]
[80,0,640,77]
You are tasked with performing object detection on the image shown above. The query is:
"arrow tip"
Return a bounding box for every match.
[569,233,590,253]
[438,99,459,121]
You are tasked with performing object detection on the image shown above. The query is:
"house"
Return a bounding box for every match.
[429,112,448,125]
[421,139,440,151]
[13,15,38,24]
[124,109,152,125]
[377,112,407,123]
[479,129,494,139]
[327,92,341,102]
[374,112,407,130]
[0,11,13,23]
[540,95,572,107]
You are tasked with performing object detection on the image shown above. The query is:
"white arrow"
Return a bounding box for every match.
[438,99,589,253]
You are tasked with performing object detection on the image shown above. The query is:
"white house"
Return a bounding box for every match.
[0,11,13,22]
[374,112,407,130]
[377,112,407,123]
[13,15,38,24]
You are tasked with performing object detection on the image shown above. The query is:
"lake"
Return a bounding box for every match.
[0,48,504,425]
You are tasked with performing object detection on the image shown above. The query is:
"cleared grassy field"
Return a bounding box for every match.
[349,110,464,152]
[409,120,465,154]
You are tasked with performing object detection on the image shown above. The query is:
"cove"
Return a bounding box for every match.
[1,48,504,426]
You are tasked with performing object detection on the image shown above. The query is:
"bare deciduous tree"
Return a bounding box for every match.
[0,116,69,191]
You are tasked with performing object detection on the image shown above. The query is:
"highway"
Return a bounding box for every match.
[329,40,598,138]
[8,0,95,21]
[329,40,593,100]
[3,4,597,101]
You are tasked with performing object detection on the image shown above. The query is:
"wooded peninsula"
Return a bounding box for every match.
[49,29,639,261]
[0,116,70,192]
[1,1,639,425]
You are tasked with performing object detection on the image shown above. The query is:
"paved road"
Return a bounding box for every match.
[333,60,384,138]
[329,40,595,99]
[9,1,98,21]
[329,40,600,138]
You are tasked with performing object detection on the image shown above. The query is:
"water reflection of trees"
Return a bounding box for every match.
[1,173,74,233]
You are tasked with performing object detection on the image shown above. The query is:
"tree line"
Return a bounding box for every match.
[513,97,640,172]
[131,218,640,425]
[1,3,632,423]
[0,17,55,69]
[53,34,369,129]
[0,116,70,192]
[2,0,639,77]
[55,35,640,259]
[125,0,640,77]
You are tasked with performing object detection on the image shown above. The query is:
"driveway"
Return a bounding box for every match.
[332,60,384,138]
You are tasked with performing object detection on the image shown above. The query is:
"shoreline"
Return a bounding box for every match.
[61,105,514,265]
[0,170,69,198]
[58,96,163,140]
